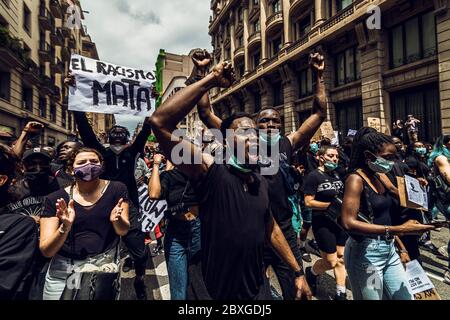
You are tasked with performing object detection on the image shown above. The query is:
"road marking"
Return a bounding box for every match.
[426,272,445,282]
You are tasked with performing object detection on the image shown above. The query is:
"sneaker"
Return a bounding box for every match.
[305,267,317,296]
[122,256,134,273]
[438,245,449,259]
[134,277,147,300]
[334,292,347,300]
[300,247,312,263]
[306,239,321,257]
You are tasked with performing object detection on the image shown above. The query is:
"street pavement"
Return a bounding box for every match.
[120,228,449,300]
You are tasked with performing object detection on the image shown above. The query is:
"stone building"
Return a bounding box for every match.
[209,0,450,143]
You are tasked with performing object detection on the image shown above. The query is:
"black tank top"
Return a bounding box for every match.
[361,178,393,226]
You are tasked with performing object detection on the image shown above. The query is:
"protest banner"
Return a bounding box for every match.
[69,54,154,117]
[367,117,381,132]
[405,260,441,300]
[137,183,167,233]
[396,175,428,211]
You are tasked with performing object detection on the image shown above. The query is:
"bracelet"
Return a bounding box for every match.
[58,225,67,234]
[384,225,391,238]
[294,269,304,277]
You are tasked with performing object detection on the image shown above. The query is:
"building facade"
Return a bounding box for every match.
[209,0,450,143]
[155,49,202,137]
[0,0,114,146]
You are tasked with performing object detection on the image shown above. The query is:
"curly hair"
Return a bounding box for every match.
[66,147,104,174]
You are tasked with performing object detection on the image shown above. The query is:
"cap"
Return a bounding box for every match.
[23,147,52,161]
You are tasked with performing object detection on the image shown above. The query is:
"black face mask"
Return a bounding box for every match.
[24,170,51,187]
[109,130,128,145]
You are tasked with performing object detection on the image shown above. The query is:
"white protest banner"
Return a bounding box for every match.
[69,54,154,117]
[405,175,427,209]
[137,183,167,233]
[347,129,357,137]
[405,260,439,300]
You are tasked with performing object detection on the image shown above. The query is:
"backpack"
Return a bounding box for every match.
[0,212,39,300]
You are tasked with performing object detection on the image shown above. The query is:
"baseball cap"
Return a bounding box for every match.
[22,147,52,161]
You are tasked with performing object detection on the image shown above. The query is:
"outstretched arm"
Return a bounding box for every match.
[288,52,327,152]
[198,92,222,130]
[12,122,44,158]
[149,62,235,180]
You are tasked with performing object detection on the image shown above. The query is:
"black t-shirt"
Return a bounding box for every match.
[160,169,198,208]
[7,178,61,218]
[42,181,129,259]
[303,169,344,216]
[195,164,272,300]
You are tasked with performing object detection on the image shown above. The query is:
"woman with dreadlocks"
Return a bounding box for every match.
[341,127,434,300]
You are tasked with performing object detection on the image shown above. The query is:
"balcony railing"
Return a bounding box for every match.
[50,0,63,19]
[266,12,283,26]
[248,31,261,44]
[0,28,26,67]
[320,2,354,33]
[234,46,245,59]
[39,7,52,30]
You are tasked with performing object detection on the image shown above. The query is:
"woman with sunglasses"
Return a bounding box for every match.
[341,128,435,300]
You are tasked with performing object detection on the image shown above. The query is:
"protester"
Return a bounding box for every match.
[65,74,151,300]
[52,140,83,186]
[341,128,435,300]
[40,148,130,300]
[392,136,406,162]
[392,120,406,143]
[303,146,348,300]
[406,115,421,143]
[149,61,311,300]
[148,153,200,300]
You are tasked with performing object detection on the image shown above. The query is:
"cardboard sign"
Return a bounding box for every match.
[69,54,155,116]
[405,175,428,209]
[396,176,428,211]
[137,183,167,233]
[405,260,440,300]
[367,117,381,132]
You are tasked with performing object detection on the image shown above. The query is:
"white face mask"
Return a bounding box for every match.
[110,145,126,155]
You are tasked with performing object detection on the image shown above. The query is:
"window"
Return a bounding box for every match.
[272,0,281,14]
[298,69,313,98]
[62,108,67,128]
[22,85,33,110]
[50,104,56,122]
[39,97,47,118]
[254,92,261,113]
[337,0,353,12]
[335,47,360,86]
[0,72,10,101]
[253,51,260,69]
[335,99,363,136]
[389,11,437,68]
[68,112,72,131]
[237,63,245,79]
[272,37,282,57]
[238,7,244,22]
[225,47,231,60]
[273,82,283,106]
[253,0,259,6]
[253,20,260,32]
[23,3,31,33]
[296,16,311,40]
[238,36,243,47]
[391,84,440,143]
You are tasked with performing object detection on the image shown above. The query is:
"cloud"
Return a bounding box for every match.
[81,0,212,132]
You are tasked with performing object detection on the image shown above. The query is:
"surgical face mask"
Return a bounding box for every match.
[310,143,319,154]
[415,147,427,156]
[259,131,281,146]
[367,156,394,174]
[73,163,103,182]
[110,145,126,155]
[324,161,338,171]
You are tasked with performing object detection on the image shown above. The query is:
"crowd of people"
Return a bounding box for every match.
[0,49,449,301]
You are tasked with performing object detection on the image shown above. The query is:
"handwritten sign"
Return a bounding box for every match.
[137,183,167,233]
[367,117,381,132]
[69,54,155,117]
[405,175,428,209]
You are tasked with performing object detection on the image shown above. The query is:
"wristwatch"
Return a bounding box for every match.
[294,269,304,277]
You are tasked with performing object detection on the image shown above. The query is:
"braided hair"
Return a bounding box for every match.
[348,127,394,173]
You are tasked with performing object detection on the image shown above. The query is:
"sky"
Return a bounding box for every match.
[81,0,212,132]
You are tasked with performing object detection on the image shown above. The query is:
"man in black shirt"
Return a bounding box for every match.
[149,61,311,300]
[51,140,83,186]
[65,74,151,300]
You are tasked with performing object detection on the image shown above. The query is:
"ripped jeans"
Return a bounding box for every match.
[344,237,413,300]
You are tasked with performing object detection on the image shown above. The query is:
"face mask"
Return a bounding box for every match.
[73,163,103,182]
[109,130,128,145]
[324,161,338,171]
[259,132,281,146]
[310,143,319,154]
[415,147,427,156]
[110,145,126,155]
[367,157,394,174]
[24,170,50,186]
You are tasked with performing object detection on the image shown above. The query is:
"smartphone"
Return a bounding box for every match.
[427,220,449,228]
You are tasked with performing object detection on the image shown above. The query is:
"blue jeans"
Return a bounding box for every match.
[164,218,201,300]
[344,237,413,300]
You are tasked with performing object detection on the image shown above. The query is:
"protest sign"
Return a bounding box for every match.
[367,117,381,132]
[347,129,357,137]
[331,131,339,146]
[69,54,154,117]
[320,121,335,140]
[405,260,440,300]
[137,183,167,233]
[397,176,428,211]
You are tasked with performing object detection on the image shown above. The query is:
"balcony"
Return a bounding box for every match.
[61,46,71,60]
[61,25,71,37]
[0,29,26,68]
[39,42,51,63]
[68,35,76,48]
[266,12,283,36]
[22,59,40,84]
[39,7,52,31]
[233,46,245,61]
[319,1,355,33]
[39,75,55,96]
[50,28,64,46]
[50,0,63,19]
[52,58,64,74]
[247,31,262,51]
[289,0,309,15]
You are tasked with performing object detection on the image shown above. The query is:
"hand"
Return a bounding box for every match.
[211,62,236,88]
[56,198,75,232]
[396,220,435,236]
[23,121,44,135]
[153,153,164,166]
[309,52,325,77]
[399,251,411,269]
[110,198,125,222]
[192,49,212,75]
[64,72,75,87]
[417,177,428,187]
[295,275,313,300]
